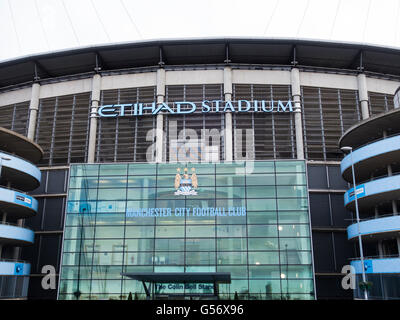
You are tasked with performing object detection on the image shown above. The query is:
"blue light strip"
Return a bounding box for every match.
[0,261,30,276]
[0,151,41,183]
[347,215,400,239]
[0,224,34,243]
[341,135,400,174]
[351,258,400,274]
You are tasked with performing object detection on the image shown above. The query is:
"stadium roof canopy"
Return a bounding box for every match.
[1,37,400,89]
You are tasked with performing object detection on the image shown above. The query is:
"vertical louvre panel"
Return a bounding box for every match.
[233,84,294,160]
[36,93,90,166]
[96,86,156,163]
[165,84,224,162]
[302,86,360,161]
[368,92,394,116]
[0,102,29,136]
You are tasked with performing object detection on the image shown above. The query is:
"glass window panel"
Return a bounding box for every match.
[216,162,245,173]
[62,252,93,266]
[246,161,275,174]
[276,186,307,198]
[216,186,245,198]
[99,164,127,176]
[155,239,185,251]
[278,224,310,237]
[97,188,127,200]
[96,201,126,213]
[68,189,98,201]
[217,252,247,265]
[247,225,278,237]
[247,199,276,211]
[247,211,277,224]
[128,163,156,175]
[95,213,125,225]
[281,279,314,294]
[125,226,154,238]
[286,265,313,279]
[217,238,247,251]
[94,226,124,239]
[246,186,275,198]
[278,211,309,224]
[216,198,246,207]
[70,164,99,177]
[92,239,124,251]
[125,239,154,251]
[216,214,247,225]
[90,280,122,294]
[186,239,215,251]
[249,265,280,279]
[67,201,97,214]
[186,252,216,265]
[248,251,279,265]
[279,251,312,265]
[65,213,96,226]
[249,279,281,294]
[276,173,306,185]
[127,188,157,200]
[217,225,247,237]
[277,198,308,211]
[185,266,216,272]
[92,252,124,265]
[186,225,215,238]
[217,266,247,278]
[69,177,99,189]
[246,174,275,185]
[60,266,92,280]
[153,252,184,265]
[275,161,305,173]
[248,238,278,251]
[127,176,156,188]
[91,266,123,280]
[216,175,245,186]
[64,226,95,239]
[124,252,154,265]
[97,177,127,188]
[155,226,184,238]
[279,238,311,251]
[154,266,185,273]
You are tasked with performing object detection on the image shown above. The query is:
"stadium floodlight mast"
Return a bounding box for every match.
[341,146,368,300]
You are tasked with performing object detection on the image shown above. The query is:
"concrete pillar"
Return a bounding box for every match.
[224,67,233,162]
[27,82,40,140]
[357,73,370,120]
[156,68,165,163]
[291,68,305,160]
[87,74,102,163]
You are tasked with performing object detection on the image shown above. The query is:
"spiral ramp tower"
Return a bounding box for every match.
[0,127,42,299]
[340,88,400,300]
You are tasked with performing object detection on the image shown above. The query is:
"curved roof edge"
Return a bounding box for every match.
[2,37,400,89]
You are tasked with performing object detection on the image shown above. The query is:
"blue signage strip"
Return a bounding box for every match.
[98,100,294,117]
[126,207,247,218]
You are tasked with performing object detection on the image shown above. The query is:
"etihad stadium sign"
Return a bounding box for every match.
[97,99,294,117]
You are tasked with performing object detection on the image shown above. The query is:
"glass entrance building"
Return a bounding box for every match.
[59,161,314,300]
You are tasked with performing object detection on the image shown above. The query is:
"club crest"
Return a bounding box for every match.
[174,167,198,196]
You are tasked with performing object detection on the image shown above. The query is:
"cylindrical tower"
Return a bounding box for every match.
[340,89,400,299]
[0,127,42,299]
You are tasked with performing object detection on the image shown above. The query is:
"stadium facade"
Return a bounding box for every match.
[0,38,399,300]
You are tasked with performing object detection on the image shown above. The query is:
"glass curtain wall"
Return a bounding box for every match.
[59,161,314,300]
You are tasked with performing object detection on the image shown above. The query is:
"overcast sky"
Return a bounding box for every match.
[1,0,400,62]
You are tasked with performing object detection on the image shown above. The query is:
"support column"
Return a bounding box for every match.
[27,82,40,140]
[291,68,304,160]
[224,67,233,162]
[87,74,102,163]
[357,73,370,120]
[156,68,165,163]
